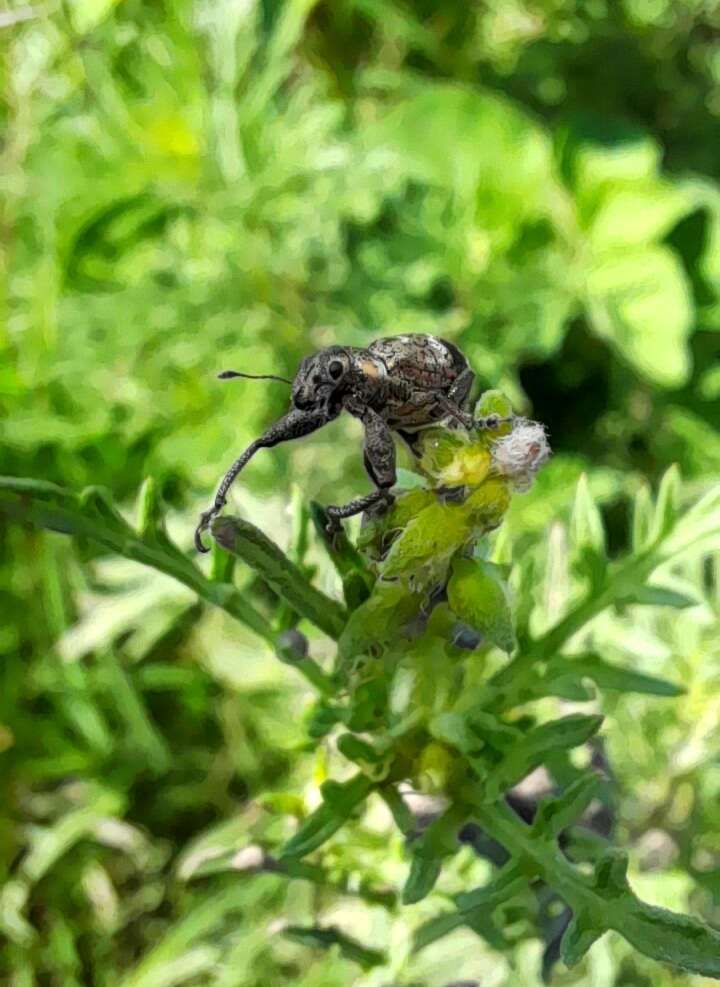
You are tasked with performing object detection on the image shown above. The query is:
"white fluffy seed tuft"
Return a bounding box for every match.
[491,420,551,491]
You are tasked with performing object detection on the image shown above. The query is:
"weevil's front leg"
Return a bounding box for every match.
[326,404,396,532]
[195,407,330,552]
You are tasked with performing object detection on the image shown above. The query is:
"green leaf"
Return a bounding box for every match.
[455,862,526,913]
[403,856,442,906]
[474,389,514,420]
[447,557,516,653]
[395,467,428,490]
[279,773,373,860]
[0,477,274,643]
[649,464,681,545]
[414,862,524,952]
[615,897,720,978]
[560,911,603,966]
[586,246,693,387]
[136,477,165,540]
[570,474,606,573]
[338,581,422,665]
[281,925,385,970]
[363,82,553,226]
[485,714,603,800]
[659,481,720,562]
[618,583,698,609]
[309,501,374,608]
[211,515,347,639]
[475,799,720,979]
[631,483,653,552]
[531,775,603,840]
[381,501,471,584]
[558,654,684,697]
[402,805,468,905]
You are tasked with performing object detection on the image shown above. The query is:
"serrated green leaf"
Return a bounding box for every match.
[337,580,422,665]
[532,775,603,840]
[560,911,603,966]
[415,862,524,952]
[381,501,471,584]
[473,795,720,979]
[280,774,373,860]
[485,715,603,800]
[447,557,516,653]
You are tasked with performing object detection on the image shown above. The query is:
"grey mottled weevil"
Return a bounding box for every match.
[194,333,511,552]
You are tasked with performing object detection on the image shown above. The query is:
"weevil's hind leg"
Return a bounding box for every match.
[439,368,514,433]
[448,366,476,411]
[194,407,330,552]
[432,367,478,429]
[326,405,396,533]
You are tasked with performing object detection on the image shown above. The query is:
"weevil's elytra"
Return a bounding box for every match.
[194,333,512,552]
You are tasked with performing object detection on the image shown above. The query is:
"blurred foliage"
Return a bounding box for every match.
[1,0,720,984]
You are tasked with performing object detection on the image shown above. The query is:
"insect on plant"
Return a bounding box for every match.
[194,334,512,552]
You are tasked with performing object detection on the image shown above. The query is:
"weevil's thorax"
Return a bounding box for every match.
[346,348,388,406]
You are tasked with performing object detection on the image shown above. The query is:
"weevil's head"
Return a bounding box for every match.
[292,347,352,412]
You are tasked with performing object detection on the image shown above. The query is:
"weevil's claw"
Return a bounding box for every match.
[325,516,342,538]
[194,507,219,553]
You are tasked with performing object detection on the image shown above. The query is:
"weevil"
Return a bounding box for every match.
[194,333,511,552]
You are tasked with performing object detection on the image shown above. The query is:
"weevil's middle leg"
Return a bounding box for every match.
[327,401,397,533]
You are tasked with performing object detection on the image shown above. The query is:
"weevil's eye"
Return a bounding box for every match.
[328,359,344,381]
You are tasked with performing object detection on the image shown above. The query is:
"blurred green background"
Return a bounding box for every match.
[1,0,719,984]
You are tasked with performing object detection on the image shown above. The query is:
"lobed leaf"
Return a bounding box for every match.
[279,773,373,860]
[484,715,603,801]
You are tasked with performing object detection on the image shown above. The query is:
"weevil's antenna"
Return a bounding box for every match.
[218,370,292,385]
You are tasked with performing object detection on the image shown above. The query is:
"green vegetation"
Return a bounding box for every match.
[2,2,720,985]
